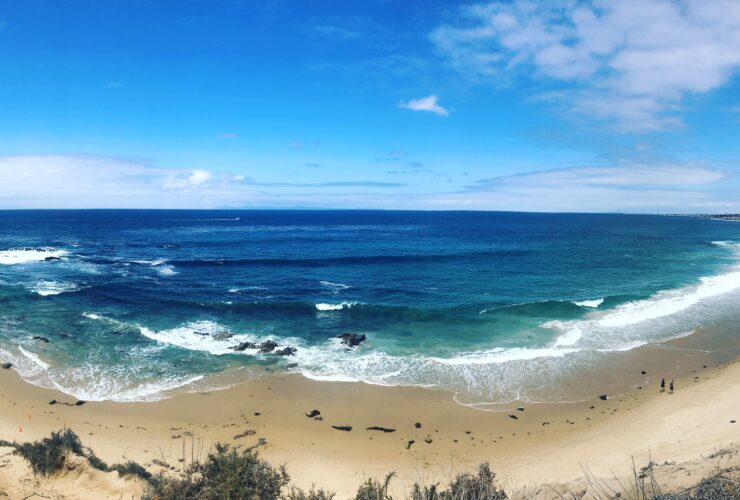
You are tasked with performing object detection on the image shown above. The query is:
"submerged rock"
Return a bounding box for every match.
[337,333,366,348]
[275,347,297,356]
[213,332,234,341]
[32,336,51,343]
[1,362,12,369]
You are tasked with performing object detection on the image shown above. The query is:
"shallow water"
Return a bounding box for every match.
[0,210,739,404]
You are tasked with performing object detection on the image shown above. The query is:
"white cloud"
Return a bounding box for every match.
[106,82,124,89]
[0,156,252,209]
[431,0,740,132]
[0,155,406,209]
[289,140,305,149]
[400,95,449,116]
[217,132,238,139]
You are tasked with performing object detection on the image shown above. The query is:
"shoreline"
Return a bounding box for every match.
[2,336,739,498]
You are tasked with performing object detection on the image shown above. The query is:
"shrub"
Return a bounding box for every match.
[111,460,153,481]
[286,486,336,500]
[355,473,395,500]
[14,428,83,475]
[145,443,289,500]
[410,464,507,500]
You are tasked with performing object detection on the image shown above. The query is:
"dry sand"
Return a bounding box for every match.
[0,344,738,498]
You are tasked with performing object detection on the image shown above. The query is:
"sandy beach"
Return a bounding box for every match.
[1,338,738,499]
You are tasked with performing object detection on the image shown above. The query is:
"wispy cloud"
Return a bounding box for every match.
[431,0,740,132]
[106,81,124,89]
[313,24,361,41]
[289,140,304,149]
[217,132,239,139]
[400,95,449,116]
[374,150,407,162]
[0,155,405,209]
[425,163,734,212]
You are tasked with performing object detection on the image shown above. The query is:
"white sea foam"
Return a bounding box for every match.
[315,302,357,311]
[320,281,351,293]
[431,346,579,365]
[82,312,101,320]
[51,374,205,402]
[31,280,79,296]
[553,326,583,347]
[157,265,177,276]
[139,320,262,355]
[132,259,167,266]
[573,298,604,308]
[0,248,68,265]
[19,346,50,370]
[597,268,740,328]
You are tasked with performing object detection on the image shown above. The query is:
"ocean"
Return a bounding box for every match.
[0,210,739,405]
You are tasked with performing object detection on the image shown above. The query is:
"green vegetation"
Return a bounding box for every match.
[1,428,151,481]
[13,429,83,475]
[144,443,289,500]
[2,429,737,499]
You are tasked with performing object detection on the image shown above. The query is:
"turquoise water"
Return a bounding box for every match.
[1,210,739,404]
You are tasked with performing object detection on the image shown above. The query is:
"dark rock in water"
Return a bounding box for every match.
[58,332,71,339]
[193,331,210,336]
[1,362,12,369]
[366,426,395,433]
[75,400,87,406]
[213,332,234,341]
[406,440,415,449]
[336,333,366,348]
[332,425,352,432]
[286,363,298,369]
[33,336,51,343]
[509,415,518,420]
[44,256,61,261]
[414,422,422,429]
[49,400,57,405]
[641,370,647,375]
[599,394,608,401]
[275,347,297,356]
[259,340,278,353]
[306,409,321,418]
[230,342,256,352]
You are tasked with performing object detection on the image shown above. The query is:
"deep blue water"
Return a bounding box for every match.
[1,210,739,404]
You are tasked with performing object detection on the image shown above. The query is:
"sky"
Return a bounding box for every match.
[1,0,740,212]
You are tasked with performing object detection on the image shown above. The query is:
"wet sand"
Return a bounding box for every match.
[1,333,739,498]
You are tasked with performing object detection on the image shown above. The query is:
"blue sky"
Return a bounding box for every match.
[1,0,740,211]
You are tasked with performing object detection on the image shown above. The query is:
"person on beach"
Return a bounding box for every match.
[669,380,674,393]
[660,378,665,392]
